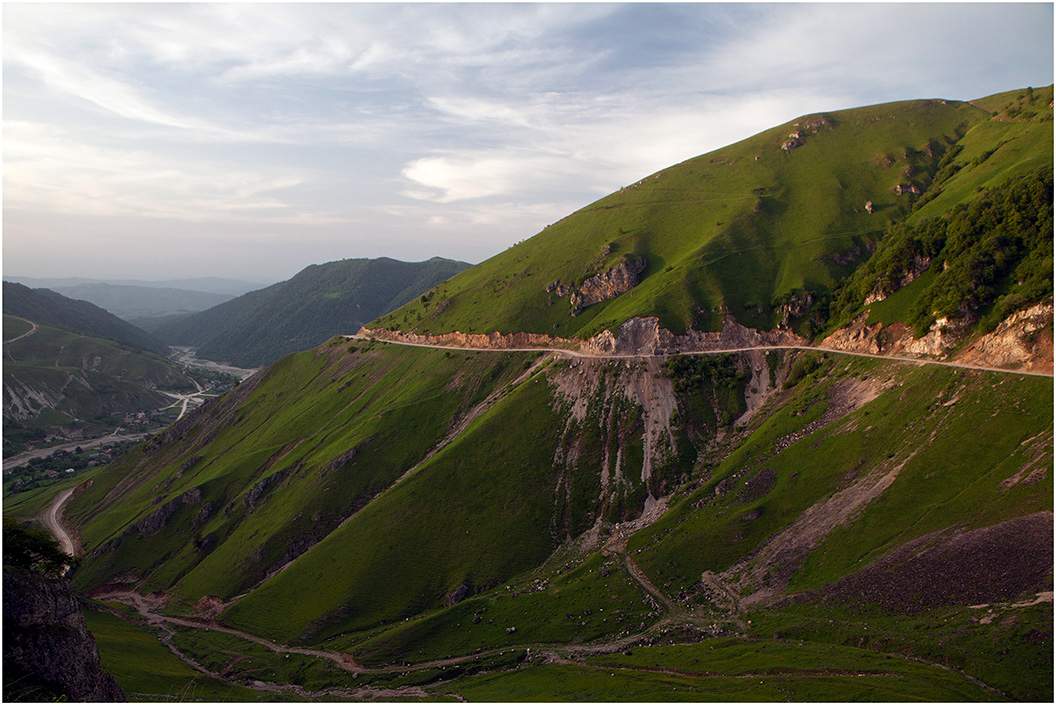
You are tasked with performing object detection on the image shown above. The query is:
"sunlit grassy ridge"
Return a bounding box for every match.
[377,99,983,336]
[377,88,1052,342]
[69,341,539,605]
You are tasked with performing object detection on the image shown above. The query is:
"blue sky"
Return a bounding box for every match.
[3,3,1052,282]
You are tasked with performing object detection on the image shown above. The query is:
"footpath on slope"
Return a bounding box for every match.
[4,315,39,344]
[347,332,1053,378]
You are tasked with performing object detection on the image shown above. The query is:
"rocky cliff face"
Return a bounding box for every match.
[822,302,1054,372]
[821,314,968,358]
[958,302,1054,372]
[358,326,577,351]
[3,567,124,702]
[584,316,805,356]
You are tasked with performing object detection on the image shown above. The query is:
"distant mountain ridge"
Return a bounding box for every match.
[46,283,232,321]
[3,282,165,355]
[6,276,266,297]
[154,256,470,366]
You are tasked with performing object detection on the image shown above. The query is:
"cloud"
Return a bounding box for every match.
[2,121,325,224]
[2,3,1052,280]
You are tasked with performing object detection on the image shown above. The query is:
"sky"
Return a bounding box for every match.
[3,3,1053,283]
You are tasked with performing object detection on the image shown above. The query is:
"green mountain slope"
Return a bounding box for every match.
[11,87,1053,702]
[3,317,196,455]
[59,339,1052,700]
[376,99,982,336]
[3,282,167,354]
[376,89,1052,344]
[154,257,470,367]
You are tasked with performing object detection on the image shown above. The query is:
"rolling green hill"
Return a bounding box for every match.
[3,316,197,456]
[8,87,1053,701]
[60,339,1052,701]
[376,88,1053,344]
[154,257,470,367]
[3,282,167,355]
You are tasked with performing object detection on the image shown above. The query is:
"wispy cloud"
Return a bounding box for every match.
[3,3,1052,280]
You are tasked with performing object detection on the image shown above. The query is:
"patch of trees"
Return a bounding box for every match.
[832,168,1053,335]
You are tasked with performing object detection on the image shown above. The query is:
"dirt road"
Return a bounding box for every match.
[159,377,216,421]
[4,315,39,344]
[347,334,1053,378]
[42,487,77,556]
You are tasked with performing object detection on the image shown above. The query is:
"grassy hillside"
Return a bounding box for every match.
[376,89,1052,342]
[829,87,1054,335]
[10,87,1052,701]
[67,340,540,605]
[3,319,197,456]
[376,99,984,336]
[3,282,167,354]
[154,257,469,367]
[42,338,1050,699]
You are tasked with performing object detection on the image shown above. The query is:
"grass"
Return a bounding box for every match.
[865,267,938,325]
[3,471,96,523]
[341,552,658,665]
[3,322,195,436]
[69,341,540,605]
[375,98,986,338]
[168,627,357,692]
[3,314,32,339]
[223,366,568,642]
[440,637,993,701]
[748,602,1053,702]
[42,88,1053,701]
[84,607,274,701]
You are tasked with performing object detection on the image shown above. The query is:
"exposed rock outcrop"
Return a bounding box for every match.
[823,313,968,358]
[958,302,1054,372]
[361,315,805,359]
[359,326,577,351]
[775,291,815,330]
[823,301,1053,373]
[583,316,805,356]
[779,115,832,151]
[569,256,647,315]
[134,487,204,537]
[3,567,125,701]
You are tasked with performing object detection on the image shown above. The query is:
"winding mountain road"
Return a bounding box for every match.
[347,334,1053,378]
[41,487,77,556]
[4,316,39,344]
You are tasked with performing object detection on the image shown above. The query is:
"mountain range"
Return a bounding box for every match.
[152,256,470,367]
[9,86,1054,702]
[2,284,199,459]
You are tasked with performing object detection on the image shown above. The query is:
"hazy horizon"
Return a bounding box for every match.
[4,3,1053,282]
